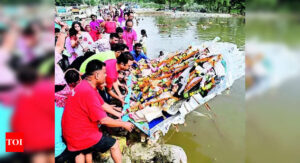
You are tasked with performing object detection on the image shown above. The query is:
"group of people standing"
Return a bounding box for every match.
[58,6,147,60]
[55,4,149,163]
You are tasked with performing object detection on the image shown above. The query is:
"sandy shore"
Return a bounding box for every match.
[135,8,243,18]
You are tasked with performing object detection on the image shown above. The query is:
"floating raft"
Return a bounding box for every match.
[122,38,245,139]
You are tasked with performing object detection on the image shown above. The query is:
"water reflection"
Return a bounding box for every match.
[150,15,245,50]
[154,16,189,36]
[195,17,245,49]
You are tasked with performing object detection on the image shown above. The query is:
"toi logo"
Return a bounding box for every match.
[6,132,24,152]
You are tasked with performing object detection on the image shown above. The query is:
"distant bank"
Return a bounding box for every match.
[135,8,244,18]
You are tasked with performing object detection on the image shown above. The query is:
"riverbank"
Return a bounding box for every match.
[96,136,187,163]
[135,8,244,18]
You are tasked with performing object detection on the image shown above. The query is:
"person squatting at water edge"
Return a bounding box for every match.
[56,60,134,163]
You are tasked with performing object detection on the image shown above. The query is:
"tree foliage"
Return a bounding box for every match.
[194,0,245,14]
[56,0,82,6]
[55,0,245,15]
[154,0,166,4]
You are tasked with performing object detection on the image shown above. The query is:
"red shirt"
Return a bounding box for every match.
[62,80,107,151]
[104,59,118,89]
[12,80,54,152]
[89,29,101,42]
[104,21,116,34]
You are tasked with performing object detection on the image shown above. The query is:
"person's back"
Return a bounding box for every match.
[140,29,147,55]
[79,51,116,73]
[140,35,146,45]
[104,59,118,89]
[55,68,81,107]
[80,43,124,74]
[94,34,112,52]
[13,79,54,151]
[69,51,95,70]
[62,80,106,151]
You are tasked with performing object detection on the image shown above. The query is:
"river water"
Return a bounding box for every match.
[246,15,300,163]
[134,14,245,163]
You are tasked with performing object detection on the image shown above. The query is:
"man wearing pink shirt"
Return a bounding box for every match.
[104,53,134,106]
[122,20,137,52]
[90,14,104,31]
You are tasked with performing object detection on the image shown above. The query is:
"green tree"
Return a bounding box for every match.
[55,0,82,6]
[194,0,244,14]
[154,0,166,4]
[176,0,193,9]
[84,0,97,6]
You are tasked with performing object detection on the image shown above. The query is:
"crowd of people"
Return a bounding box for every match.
[55,4,149,163]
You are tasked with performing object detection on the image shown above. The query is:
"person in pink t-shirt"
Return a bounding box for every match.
[123,20,137,52]
[89,14,103,31]
[104,53,134,106]
[101,14,117,34]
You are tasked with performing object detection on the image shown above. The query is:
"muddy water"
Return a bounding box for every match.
[246,16,300,163]
[134,14,245,163]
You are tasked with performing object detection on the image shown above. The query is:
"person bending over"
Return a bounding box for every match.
[104,53,134,106]
[130,43,148,62]
[62,60,134,163]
